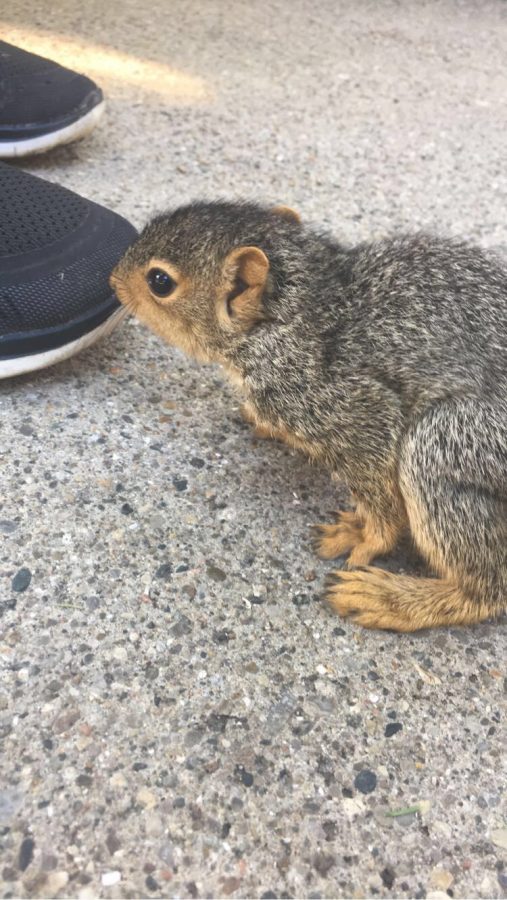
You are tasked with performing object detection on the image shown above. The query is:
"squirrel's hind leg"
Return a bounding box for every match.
[326,400,506,631]
[325,568,491,631]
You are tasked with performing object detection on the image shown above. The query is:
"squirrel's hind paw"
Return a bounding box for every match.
[325,567,406,631]
[325,568,491,632]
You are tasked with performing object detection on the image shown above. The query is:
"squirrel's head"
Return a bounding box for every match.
[110,201,302,364]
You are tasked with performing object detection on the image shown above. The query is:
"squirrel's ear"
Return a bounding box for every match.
[222,246,269,328]
[229,245,269,287]
[271,205,301,225]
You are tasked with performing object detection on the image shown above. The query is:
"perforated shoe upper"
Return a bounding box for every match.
[0,163,137,336]
[0,164,85,256]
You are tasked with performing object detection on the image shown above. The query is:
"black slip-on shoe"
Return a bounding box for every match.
[0,41,105,158]
[0,162,137,378]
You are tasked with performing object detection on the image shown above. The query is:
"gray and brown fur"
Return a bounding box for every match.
[111,201,507,632]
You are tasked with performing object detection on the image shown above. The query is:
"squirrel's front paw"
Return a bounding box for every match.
[312,511,363,559]
[313,508,402,568]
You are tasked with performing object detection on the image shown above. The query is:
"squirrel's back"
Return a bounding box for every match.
[314,233,507,407]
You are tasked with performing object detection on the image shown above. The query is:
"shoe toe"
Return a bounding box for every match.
[0,162,137,369]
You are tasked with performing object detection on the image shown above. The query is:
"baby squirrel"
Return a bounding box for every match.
[111,201,507,632]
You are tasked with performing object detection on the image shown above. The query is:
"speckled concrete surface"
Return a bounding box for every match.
[1,1,507,898]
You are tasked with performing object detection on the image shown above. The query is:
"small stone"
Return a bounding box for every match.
[293,593,311,608]
[53,709,80,733]
[137,788,157,809]
[145,813,163,838]
[2,866,17,881]
[189,457,205,468]
[207,565,227,582]
[213,629,235,643]
[173,477,188,492]
[313,852,336,876]
[106,830,121,855]
[46,871,69,894]
[384,722,403,737]
[158,843,176,867]
[0,520,17,534]
[170,614,193,636]
[235,765,254,787]
[41,853,57,872]
[110,772,127,788]
[12,568,31,592]
[113,646,128,661]
[146,875,160,891]
[380,866,395,889]
[76,774,93,787]
[120,503,133,515]
[354,769,377,794]
[430,868,454,891]
[0,598,17,614]
[78,889,97,900]
[101,870,121,887]
[491,828,507,850]
[18,423,34,436]
[221,876,241,895]
[85,596,101,611]
[155,563,173,580]
[342,796,366,817]
[18,836,35,871]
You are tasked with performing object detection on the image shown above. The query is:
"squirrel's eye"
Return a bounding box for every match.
[147,267,176,298]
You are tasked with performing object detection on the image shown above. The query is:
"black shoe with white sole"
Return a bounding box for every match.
[0,41,105,158]
[0,162,137,378]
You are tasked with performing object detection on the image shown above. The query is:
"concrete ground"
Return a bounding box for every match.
[1,1,507,897]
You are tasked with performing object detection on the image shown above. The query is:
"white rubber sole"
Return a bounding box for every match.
[0,306,127,379]
[0,100,106,158]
